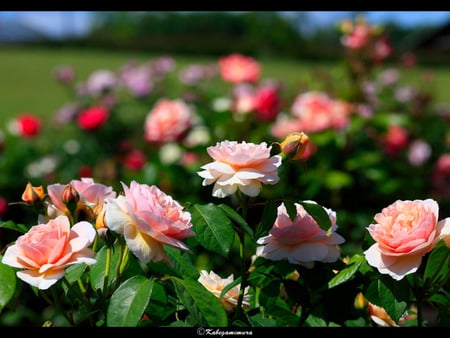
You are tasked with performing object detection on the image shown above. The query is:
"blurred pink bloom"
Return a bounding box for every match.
[181,151,200,167]
[84,70,118,96]
[198,270,251,313]
[231,84,256,114]
[401,52,416,68]
[54,102,81,125]
[120,65,153,97]
[407,139,432,166]
[253,84,282,121]
[197,140,282,198]
[144,98,193,143]
[270,114,304,139]
[0,196,8,216]
[218,53,261,84]
[256,201,345,268]
[53,65,75,84]
[1,215,96,290]
[341,24,372,49]
[179,63,217,85]
[364,199,450,280]
[378,68,399,86]
[431,153,450,195]
[372,35,392,63]
[382,125,409,157]
[102,181,195,265]
[77,106,109,130]
[123,149,147,171]
[148,56,176,77]
[9,114,42,138]
[291,92,353,133]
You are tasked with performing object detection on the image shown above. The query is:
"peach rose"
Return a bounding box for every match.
[102,181,195,265]
[218,53,261,84]
[198,270,250,313]
[144,98,193,143]
[197,140,282,198]
[256,201,345,268]
[364,199,450,281]
[1,215,97,290]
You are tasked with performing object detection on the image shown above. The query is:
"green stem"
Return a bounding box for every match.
[233,191,249,322]
[410,273,424,327]
[103,246,112,296]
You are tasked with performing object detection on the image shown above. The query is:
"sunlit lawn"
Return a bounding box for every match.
[0,46,449,128]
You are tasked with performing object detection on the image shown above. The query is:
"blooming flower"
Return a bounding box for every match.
[291,92,353,133]
[256,201,345,268]
[84,69,118,96]
[198,270,250,313]
[77,106,109,130]
[218,53,261,84]
[144,98,193,143]
[47,177,116,219]
[1,215,97,290]
[8,114,42,138]
[123,148,147,171]
[101,181,195,265]
[197,140,282,198]
[364,199,450,281]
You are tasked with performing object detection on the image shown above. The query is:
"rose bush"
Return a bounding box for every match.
[0,16,449,327]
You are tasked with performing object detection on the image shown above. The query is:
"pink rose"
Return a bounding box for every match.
[197,140,282,198]
[102,181,195,265]
[364,199,450,280]
[47,177,116,218]
[144,98,193,143]
[1,215,97,290]
[291,92,352,133]
[218,53,261,84]
[198,270,250,313]
[256,201,345,268]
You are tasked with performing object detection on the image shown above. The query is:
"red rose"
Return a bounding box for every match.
[77,106,109,130]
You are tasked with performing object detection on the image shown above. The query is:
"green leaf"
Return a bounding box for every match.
[218,203,254,239]
[254,199,277,239]
[188,203,235,257]
[0,258,16,312]
[328,254,364,289]
[106,276,154,327]
[0,220,28,234]
[90,243,122,292]
[170,277,228,327]
[423,241,450,286]
[365,277,408,322]
[164,246,200,280]
[65,263,87,284]
[299,200,332,233]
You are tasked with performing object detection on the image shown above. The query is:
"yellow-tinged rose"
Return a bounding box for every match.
[21,182,46,204]
[279,132,309,161]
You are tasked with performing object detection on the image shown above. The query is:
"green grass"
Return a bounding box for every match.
[0,46,449,128]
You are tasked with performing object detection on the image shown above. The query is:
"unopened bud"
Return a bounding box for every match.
[279,132,309,161]
[354,292,368,311]
[21,182,46,204]
[62,184,80,216]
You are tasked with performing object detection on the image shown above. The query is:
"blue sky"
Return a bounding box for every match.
[1,11,449,39]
